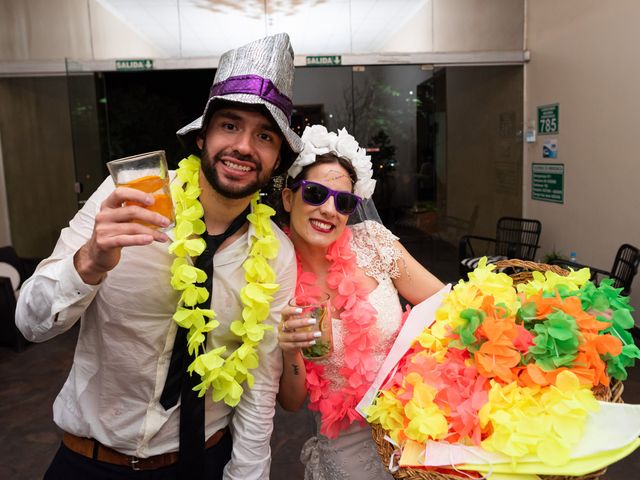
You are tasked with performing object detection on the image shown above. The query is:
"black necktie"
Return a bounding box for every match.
[160,205,250,478]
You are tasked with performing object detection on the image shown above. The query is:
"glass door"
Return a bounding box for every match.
[65,60,108,207]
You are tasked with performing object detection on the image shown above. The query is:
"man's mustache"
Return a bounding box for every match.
[214,150,259,169]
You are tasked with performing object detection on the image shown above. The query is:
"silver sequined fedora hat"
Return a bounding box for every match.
[177,32,303,174]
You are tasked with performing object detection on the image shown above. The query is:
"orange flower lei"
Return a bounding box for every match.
[295,227,381,438]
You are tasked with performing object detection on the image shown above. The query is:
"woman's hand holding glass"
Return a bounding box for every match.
[278,304,321,354]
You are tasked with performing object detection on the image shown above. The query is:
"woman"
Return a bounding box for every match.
[276,125,443,479]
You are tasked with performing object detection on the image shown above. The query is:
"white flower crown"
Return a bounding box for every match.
[287,125,376,199]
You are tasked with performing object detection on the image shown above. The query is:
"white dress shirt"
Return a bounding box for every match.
[15,177,296,479]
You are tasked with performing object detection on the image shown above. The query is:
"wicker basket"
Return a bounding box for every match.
[371,259,626,480]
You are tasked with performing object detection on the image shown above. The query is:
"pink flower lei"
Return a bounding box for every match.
[295,227,381,438]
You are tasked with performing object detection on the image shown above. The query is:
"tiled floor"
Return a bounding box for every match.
[1,232,638,479]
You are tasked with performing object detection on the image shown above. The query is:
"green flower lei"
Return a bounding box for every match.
[168,155,280,406]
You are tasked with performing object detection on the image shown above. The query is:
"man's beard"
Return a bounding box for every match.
[201,148,272,199]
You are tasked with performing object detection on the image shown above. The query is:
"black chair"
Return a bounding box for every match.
[0,246,41,351]
[550,243,640,296]
[459,217,542,276]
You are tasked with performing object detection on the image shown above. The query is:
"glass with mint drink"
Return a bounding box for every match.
[289,293,333,360]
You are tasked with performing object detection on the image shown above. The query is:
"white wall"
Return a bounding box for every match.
[0,0,160,62]
[90,0,162,59]
[432,0,523,51]
[0,0,92,60]
[524,0,640,312]
[381,0,434,52]
[381,0,523,53]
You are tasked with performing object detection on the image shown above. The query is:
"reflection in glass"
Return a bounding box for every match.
[76,62,523,285]
[292,66,353,135]
[350,65,433,223]
[289,63,523,283]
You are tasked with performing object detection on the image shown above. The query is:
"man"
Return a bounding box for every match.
[16,33,302,479]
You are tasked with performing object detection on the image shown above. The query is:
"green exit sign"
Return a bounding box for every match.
[305,55,342,66]
[115,59,154,71]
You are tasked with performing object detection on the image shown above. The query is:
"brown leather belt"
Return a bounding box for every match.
[62,428,227,471]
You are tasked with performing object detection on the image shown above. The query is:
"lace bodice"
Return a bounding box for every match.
[350,221,402,281]
[315,221,403,392]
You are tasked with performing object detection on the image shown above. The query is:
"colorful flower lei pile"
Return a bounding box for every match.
[168,155,280,407]
[296,227,381,438]
[365,258,640,466]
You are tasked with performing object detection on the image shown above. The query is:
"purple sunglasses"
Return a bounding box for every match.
[290,180,362,215]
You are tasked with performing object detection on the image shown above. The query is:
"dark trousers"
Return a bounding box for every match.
[43,432,232,480]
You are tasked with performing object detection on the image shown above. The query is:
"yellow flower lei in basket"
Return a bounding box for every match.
[168,155,280,407]
[365,258,640,475]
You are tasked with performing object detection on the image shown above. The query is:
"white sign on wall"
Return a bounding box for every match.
[543,138,558,158]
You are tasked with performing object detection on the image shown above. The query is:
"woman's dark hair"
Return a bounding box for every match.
[265,153,358,227]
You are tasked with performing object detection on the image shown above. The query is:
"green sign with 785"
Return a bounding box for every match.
[537,103,559,135]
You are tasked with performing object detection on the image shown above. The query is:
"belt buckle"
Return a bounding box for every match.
[129,456,141,471]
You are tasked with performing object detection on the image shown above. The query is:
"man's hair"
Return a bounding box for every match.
[199,99,280,141]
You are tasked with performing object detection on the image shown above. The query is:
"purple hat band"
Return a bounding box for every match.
[209,74,293,121]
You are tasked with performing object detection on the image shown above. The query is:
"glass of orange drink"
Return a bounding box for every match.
[107,151,175,230]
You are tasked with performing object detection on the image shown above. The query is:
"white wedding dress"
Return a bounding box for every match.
[301,221,403,480]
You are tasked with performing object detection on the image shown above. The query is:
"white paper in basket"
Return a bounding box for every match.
[355,284,451,417]
[420,401,640,467]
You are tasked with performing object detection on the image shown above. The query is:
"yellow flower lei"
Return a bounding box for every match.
[168,155,280,407]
